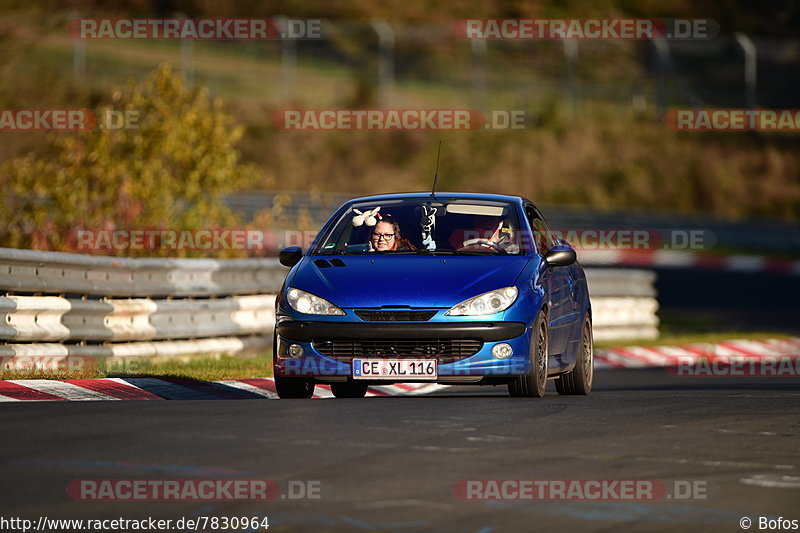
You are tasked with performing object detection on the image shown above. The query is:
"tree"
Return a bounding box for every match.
[0,63,260,256]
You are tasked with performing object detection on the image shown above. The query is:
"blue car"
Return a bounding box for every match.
[273,192,593,399]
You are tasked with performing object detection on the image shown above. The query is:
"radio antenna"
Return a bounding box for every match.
[430,140,442,197]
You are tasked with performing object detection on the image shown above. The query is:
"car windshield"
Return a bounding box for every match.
[312,197,527,255]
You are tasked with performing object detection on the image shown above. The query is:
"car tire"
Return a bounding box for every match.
[555,315,593,396]
[508,311,548,398]
[275,375,315,399]
[331,381,369,398]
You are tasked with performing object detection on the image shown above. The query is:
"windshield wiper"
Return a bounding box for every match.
[417,248,506,256]
[452,250,501,255]
[374,250,417,254]
[415,249,451,255]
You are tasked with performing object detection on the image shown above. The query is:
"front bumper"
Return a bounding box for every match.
[274,320,532,382]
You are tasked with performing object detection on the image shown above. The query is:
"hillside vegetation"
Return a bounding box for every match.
[0,2,798,256]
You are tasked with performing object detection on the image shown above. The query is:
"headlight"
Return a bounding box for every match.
[286,288,345,315]
[446,287,518,316]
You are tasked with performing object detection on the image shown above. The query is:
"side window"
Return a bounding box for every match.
[525,205,554,255]
[533,219,551,255]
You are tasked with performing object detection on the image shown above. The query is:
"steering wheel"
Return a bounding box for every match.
[459,238,504,252]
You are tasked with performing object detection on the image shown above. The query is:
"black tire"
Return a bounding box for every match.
[331,381,369,398]
[508,311,548,398]
[555,315,594,396]
[275,375,315,399]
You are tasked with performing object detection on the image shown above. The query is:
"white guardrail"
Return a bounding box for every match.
[585,269,659,341]
[0,248,657,367]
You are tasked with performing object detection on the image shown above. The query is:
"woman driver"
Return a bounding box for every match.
[369,215,415,251]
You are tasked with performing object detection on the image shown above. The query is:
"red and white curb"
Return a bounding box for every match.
[2,338,798,400]
[580,249,800,275]
[0,377,449,402]
[595,337,800,369]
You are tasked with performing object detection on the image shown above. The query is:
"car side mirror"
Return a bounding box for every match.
[279,246,303,267]
[544,245,576,267]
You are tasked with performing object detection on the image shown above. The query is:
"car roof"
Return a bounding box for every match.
[347,192,531,204]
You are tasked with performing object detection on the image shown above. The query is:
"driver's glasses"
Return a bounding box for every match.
[372,233,395,241]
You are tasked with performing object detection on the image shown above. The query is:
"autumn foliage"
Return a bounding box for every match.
[0,64,259,256]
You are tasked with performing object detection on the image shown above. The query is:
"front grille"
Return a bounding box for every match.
[354,310,437,321]
[314,339,482,364]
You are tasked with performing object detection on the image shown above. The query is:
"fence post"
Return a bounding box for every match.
[652,38,671,116]
[371,20,395,107]
[181,40,194,87]
[274,16,297,101]
[176,13,194,87]
[73,38,86,82]
[470,39,487,112]
[69,11,86,82]
[562,39,579,119]
[734,33,757,109]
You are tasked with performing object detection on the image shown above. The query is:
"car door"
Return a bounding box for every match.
[550,229,583,361]
[526,205,570,357]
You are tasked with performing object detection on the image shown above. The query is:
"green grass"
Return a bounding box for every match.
[595,331,795,349]
[0,353,275,381]
[30,32,522,109]
[0,367,107,381]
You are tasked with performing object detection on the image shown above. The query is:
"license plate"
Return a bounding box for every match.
[352,359,437,380]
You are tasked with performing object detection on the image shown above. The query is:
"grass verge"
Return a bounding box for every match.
[0,353,275,381]
[595,331,795,349]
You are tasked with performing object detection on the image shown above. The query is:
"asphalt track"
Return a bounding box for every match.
[1,369,799,533]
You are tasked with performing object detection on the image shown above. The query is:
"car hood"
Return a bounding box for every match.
[289,255,530,308]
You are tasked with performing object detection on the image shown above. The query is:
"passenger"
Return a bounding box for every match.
[463,215,520,253]
[369,215,416,252]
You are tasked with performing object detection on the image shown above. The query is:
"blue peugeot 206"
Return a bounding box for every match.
[273,192,593,399]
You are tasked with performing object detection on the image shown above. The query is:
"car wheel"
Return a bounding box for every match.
[331,381,369,398]
[275,375,315,399]
[508,311,548,398]
[555,315,593,395]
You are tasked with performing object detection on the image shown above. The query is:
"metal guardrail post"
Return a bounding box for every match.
[734,33,757,110]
